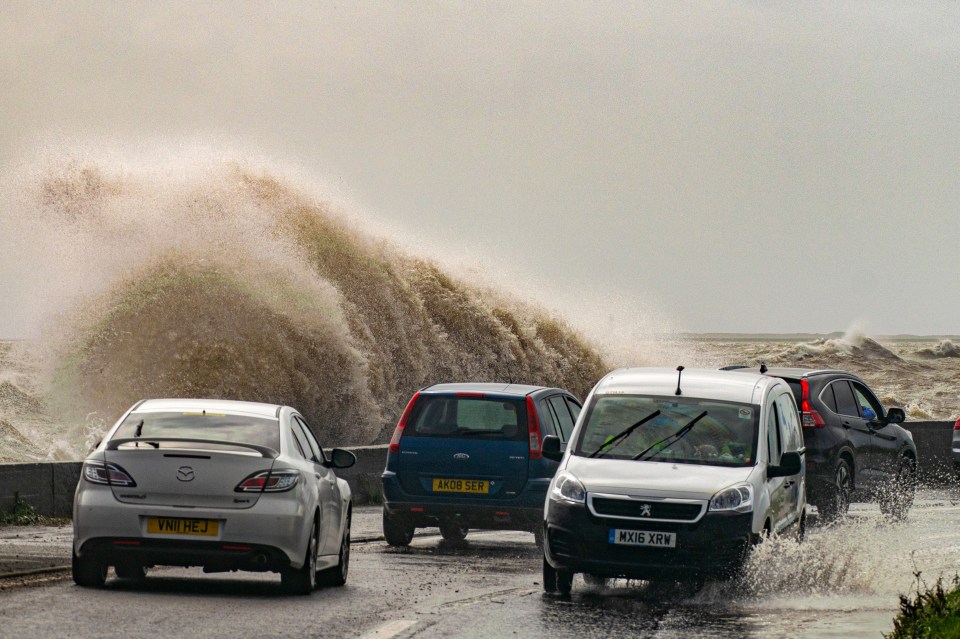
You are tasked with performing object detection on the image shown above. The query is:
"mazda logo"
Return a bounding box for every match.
[453,453,470,460]
[176,466,195,482]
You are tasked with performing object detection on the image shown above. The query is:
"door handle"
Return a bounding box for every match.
[315,473,322,480]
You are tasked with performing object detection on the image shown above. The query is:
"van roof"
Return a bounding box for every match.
[594,368,777,405]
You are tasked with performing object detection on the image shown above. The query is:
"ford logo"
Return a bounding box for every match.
[453,453,470,460]
[177,466,195,482]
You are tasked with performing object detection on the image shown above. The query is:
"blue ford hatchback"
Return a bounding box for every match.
[381,383,582,546]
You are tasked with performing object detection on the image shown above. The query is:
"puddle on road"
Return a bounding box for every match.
[533,489,960,639]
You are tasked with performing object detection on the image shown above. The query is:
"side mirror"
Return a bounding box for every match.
[884,407,906,424]
[768,451,802,478]
[542,435,563,462]
[327,448,356,470]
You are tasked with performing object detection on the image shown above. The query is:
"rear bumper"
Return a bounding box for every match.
[73,483,310,570]
[77,537,291,572]
[381,471,546,530]
[543,498,753,580]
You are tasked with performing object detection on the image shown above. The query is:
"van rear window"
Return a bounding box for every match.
[405,396,527,441]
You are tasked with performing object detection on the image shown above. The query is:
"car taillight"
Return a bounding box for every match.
[954,418,960,431]
[389,392,420,454]
[235,470,300,492]
[83,461,137,487]
[799,379,826,429]
[526,396,542,460]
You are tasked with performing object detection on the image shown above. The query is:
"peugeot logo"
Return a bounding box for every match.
[640,504,652,517]
[176,466,195,482]
[453,453,470,460]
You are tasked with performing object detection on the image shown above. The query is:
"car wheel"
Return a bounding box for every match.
[542,556,558,594]
[818,458,852,523]
[318,511,351,587]
[439,518,469,543]
[383,510,415,547]
[281,519,318,595]
[72,549,106,588]
[556,568,574,596]
[879,458,915,521]
[114,561,148,580]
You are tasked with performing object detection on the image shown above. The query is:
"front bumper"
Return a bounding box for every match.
[73,483,310,570]
[543,498,754,581]
[381,471,547,530]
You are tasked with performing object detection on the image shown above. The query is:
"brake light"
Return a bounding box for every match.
[235,470,300,492]
[455,392,486,398]
[526,396,542,460]
[954,418,960,431]
[389,392,420,454]
[83,461,137,487]
[799,379,826,429]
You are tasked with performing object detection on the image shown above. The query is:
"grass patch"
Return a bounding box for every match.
[0,493,70,527]
[887,572,960,639]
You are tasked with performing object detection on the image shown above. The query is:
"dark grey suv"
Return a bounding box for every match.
[726,367,916,520]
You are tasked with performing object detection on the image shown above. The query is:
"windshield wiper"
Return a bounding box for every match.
[632,411,708,461]
[130,420,158,448]
[589,410,661,458]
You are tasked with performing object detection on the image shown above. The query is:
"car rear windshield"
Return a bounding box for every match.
[112,411,281,452]
[573,395,759,467]
[405,395,527,442]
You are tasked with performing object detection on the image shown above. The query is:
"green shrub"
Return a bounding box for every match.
[887,572,960,639]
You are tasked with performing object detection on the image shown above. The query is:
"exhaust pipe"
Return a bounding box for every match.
[252,553,268,566]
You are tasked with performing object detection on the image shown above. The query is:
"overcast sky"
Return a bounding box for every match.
[2,1,958,336]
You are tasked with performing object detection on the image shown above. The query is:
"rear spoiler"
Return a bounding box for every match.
[106,437,279,459]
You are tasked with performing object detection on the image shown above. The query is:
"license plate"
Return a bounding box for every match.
[432,478,489,493]
[609,529,676,547]
[146,517,219,537]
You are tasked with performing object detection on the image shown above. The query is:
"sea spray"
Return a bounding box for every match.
[1,155,607,457]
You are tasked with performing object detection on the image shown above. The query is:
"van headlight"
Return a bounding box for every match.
[709,484,753,513]
[550,471,586,504]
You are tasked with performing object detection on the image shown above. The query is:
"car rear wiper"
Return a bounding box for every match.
[632,411,707,461]
[589,410,661,458]
[131,420,158,448]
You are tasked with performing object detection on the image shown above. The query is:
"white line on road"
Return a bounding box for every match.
[360,619,418,639]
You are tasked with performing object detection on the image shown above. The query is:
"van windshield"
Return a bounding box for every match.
[573,395,759,467]
[404,395,527,442]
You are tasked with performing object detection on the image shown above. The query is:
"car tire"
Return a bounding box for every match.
[281,519,318,595]
[114,561,148,580]
[879,458,915,521]
[556,568,574,596]
[383,510,415,547]
[542,556,557,594]
[318,511,351,588]
[439,519,469,543]
[72,549,106,588]
[818,458,852,523]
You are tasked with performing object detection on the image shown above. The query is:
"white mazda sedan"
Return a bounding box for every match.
[73,398,354,595]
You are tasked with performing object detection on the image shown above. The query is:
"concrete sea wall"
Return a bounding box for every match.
[0,422,956,518]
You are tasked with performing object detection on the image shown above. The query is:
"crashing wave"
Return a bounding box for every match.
[915,339,960,359]
[4,158,607,454]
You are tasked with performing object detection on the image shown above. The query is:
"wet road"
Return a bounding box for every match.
[1,489,958,638]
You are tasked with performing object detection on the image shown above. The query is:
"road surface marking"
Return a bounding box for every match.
[361,619,418,639]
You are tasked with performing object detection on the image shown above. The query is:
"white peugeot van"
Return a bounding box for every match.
[541,367,805,594]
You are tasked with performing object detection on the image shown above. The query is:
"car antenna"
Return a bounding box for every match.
[759,362,768,374]
[675,366,685,396]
